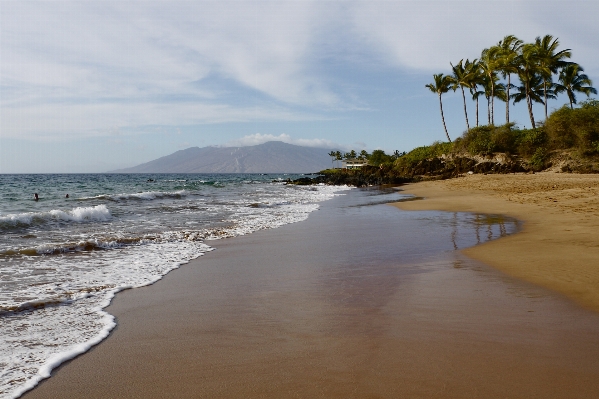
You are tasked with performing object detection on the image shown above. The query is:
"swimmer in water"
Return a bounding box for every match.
[34,193,39,201]
[65,194,69,198]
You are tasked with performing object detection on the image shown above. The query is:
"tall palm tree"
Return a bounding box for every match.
[482,73,503,125]
[480,46,502,124]
[450,59,473,130]
[426,73,453,142]
[554,64,597,109]
[534,35,571,118]
[467,60,485,127]
[496,35,523,124]
[511,72,546,128]
[514,43,550,129]
[335,151,342,168]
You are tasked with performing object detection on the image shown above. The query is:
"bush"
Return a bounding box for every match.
[368,149,394,166]
[545,100,599,153]
[395,141,453,166]
[514,128,547,156]
[530,147,547,171]
[456,123,518,155]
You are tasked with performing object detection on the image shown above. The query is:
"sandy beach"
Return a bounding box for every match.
[394,172,599,312]
[23,180,599,398]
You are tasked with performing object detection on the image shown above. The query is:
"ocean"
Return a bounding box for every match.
[0,173,351,398]
[0,174,520,398]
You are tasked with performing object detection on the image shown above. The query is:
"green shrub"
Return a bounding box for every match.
[530,147,547,171]
[395,141,453,166]
[545,100,599,152]
[368,149,394,166]
[456,123,518,155]
[514,128,547,156]
[461,125,495,154]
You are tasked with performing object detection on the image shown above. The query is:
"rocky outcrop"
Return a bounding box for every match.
[395,154,528,180]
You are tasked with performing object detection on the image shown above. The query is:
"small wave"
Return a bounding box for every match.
[0,205,111,230]
[0,229,214,258]
[78,190,187,202]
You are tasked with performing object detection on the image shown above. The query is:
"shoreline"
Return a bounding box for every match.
[22,185,599,398]
[393,172,599,313]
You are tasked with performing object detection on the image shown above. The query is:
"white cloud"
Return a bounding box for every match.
[349,1,599,73]
[1,0,597,145]
[224,133,342,149]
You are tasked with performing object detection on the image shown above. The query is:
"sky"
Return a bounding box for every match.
[1,0,598,173]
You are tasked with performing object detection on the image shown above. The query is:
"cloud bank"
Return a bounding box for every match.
[224,134,342,149]
[1,0,598,143]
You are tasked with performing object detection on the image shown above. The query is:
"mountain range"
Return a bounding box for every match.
[110,141,335,173]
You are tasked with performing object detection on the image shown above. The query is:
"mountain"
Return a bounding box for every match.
[109,141,336,173]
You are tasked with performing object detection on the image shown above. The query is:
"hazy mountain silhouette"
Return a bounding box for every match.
[110,141,335,173]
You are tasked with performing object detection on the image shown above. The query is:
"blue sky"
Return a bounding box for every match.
[1,0,598,173]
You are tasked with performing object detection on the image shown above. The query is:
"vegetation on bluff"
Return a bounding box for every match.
[295,34,598,187]
[304,99,599,186]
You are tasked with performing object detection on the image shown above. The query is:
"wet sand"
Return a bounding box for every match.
[24,187,599,398]
[394,173,599,312]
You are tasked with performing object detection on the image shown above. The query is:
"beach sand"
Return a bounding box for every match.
[394,172,599,313]
[24,184,599,398]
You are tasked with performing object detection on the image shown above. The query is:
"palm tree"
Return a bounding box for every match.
[554,64,597,109]
[359,150,369,160]
[482,73,503,125]
[480,46,502,124]
[511,72,546,128]
[335,151,342,168]
[328,151,336,168]
[426,73,453,142]
[496,35,523,124]
[467,60,485,127]
[534,35,571,118]
[514,43,550,129]
[450,59,473,130]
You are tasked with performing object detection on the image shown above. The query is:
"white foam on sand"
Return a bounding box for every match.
[1,184,352,399]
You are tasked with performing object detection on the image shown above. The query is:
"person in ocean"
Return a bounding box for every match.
[65,194,69,198]
[34,193,39,201]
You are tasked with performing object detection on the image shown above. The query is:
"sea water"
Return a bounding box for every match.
[0,173,351,398]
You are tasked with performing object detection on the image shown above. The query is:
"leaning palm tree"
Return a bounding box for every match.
[534,35,572,118]
[496,35,523,124]
[450,59,473,130]
[426,73,453,142]
[480,46,502,124]
[554,64,597,109]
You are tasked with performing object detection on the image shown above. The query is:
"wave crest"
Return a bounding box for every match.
[0,205,111,230]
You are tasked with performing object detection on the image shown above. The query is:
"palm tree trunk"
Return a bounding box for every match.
[543,80,548,119]
[490,78,495,125]
[569,93,574,109]
[438,94,451,142]
[526,94,536,129]
[460,87,470,130]
[475,97,479,127]
[506,74,511,124]
[487,96,491,125]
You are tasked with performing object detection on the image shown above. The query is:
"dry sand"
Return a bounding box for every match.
[23,184,599,398]
[394,172,599,312]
